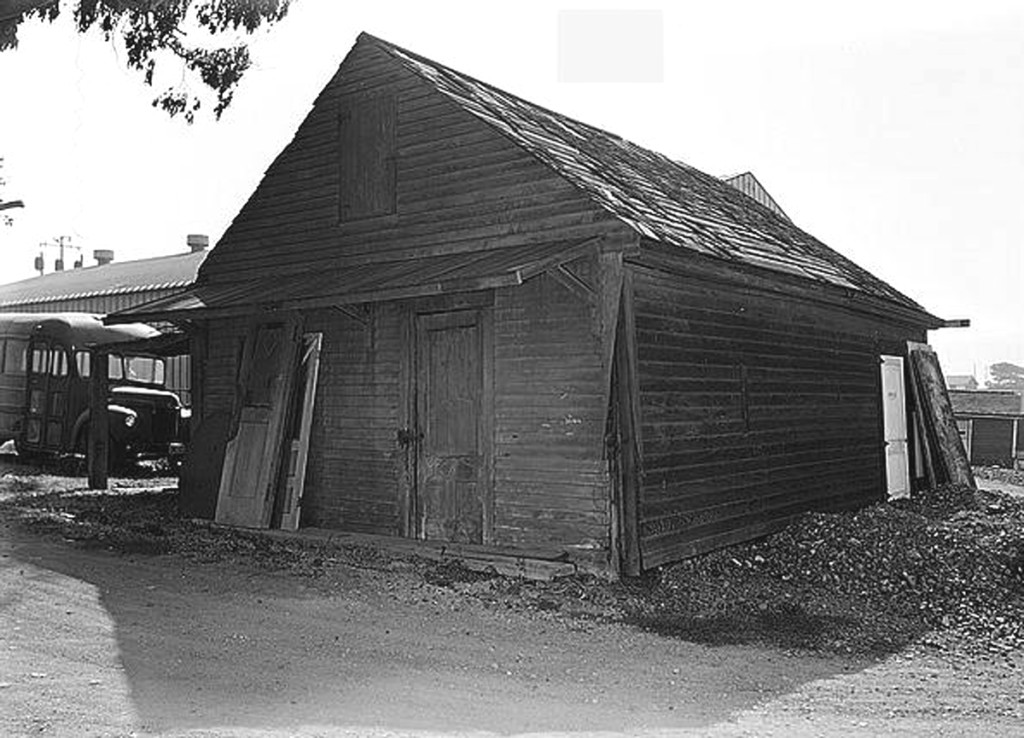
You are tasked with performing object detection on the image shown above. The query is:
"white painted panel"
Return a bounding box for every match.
[880,355,910,499]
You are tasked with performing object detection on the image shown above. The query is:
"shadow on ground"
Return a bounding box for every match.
[0,460,873,736]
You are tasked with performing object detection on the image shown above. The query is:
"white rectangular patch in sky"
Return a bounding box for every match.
[557,9,664,83]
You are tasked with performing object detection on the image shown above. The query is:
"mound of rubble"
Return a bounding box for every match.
[640,484,1024,655]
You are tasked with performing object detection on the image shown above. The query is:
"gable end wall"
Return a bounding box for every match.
[200,42,622,284]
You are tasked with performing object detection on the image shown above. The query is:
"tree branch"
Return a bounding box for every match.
[0,0,291,122]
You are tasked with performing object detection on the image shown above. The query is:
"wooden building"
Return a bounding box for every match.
[950,389,1024,468]
[946,374,979,391]
[0,245,207,404]
[112,33,944,575]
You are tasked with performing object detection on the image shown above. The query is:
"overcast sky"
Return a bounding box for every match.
[0,0,1021,378]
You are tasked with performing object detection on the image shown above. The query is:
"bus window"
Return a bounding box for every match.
[50,348,68,377]
[75,351,91,378]
[31,346,48,374]
[124,356,165,385]
[4,339,27,375]
[108,355,123,380]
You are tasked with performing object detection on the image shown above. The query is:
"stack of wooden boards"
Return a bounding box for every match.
[907,342,975,489]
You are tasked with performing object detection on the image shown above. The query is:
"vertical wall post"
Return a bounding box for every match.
[88,349,109,490]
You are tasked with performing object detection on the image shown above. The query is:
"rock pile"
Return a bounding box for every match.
[650,484,1024,655]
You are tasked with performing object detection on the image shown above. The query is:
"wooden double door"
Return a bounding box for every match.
[412,309,492,544]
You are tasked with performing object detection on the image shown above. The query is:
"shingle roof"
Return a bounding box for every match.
[366,33,930,315]
[0,250,206,308]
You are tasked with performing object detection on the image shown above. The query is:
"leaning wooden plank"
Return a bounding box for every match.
[907,341,974,488]
[216,318,302,527]
[903,354,938,490]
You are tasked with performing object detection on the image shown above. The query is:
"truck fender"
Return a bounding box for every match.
[71,410,90,451]
[71,405,137,450]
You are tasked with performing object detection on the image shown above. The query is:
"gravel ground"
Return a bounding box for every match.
[1,461,1022,660]
[2,459,1024,735]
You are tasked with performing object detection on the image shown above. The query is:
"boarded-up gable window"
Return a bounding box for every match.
[339,93,396,221]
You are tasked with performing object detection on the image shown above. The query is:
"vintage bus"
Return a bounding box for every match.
[0,313,187,466]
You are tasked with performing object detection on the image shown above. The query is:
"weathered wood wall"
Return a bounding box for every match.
[492,269,611,552]
[301,305,403,533]
[630,261,926,568]
[201,41,624,285]
[969,418,1015,467]
[179,316,247,519]
[290,273,613,553]
[200,317,249,419]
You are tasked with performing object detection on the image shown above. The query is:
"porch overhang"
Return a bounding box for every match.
[105,237,609,324]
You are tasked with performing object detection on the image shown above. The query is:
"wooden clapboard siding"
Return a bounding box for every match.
[301,305,402,534]
[630,261,925,568]
[201,317,248,419]
[491,269,612,550]
[200,42,621,284]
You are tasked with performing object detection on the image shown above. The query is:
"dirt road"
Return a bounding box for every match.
[2,521,1023,737]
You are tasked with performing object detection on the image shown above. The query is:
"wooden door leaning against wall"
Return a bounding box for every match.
[414,309,493,544]
[216,319,301,528]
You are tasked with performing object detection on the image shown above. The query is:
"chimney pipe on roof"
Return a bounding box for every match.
[187,234,209,253]
[93,249,114,266]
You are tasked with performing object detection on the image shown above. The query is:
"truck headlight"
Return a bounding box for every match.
[124,412,137,428]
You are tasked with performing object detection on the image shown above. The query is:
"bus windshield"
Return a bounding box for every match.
[108,354,165,386]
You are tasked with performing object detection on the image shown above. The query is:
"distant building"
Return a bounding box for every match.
[946,374,979,391]
[721,171,791,222]
[0,240,207,404]
[949,389,1024,468]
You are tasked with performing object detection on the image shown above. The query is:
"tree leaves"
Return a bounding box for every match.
[987,362,1024,391]
[0,0,291,122]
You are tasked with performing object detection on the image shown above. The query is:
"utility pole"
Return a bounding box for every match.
[35,235,81,274]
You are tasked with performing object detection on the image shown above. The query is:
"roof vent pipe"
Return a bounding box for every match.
[93,249,114,266]
[187,234,209,253]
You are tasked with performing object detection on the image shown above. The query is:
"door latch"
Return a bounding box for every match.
[397,427,423,446]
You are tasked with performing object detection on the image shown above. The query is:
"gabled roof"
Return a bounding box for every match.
[945,374,979,389]
[0,250,206,309]
[364,33,931,316]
